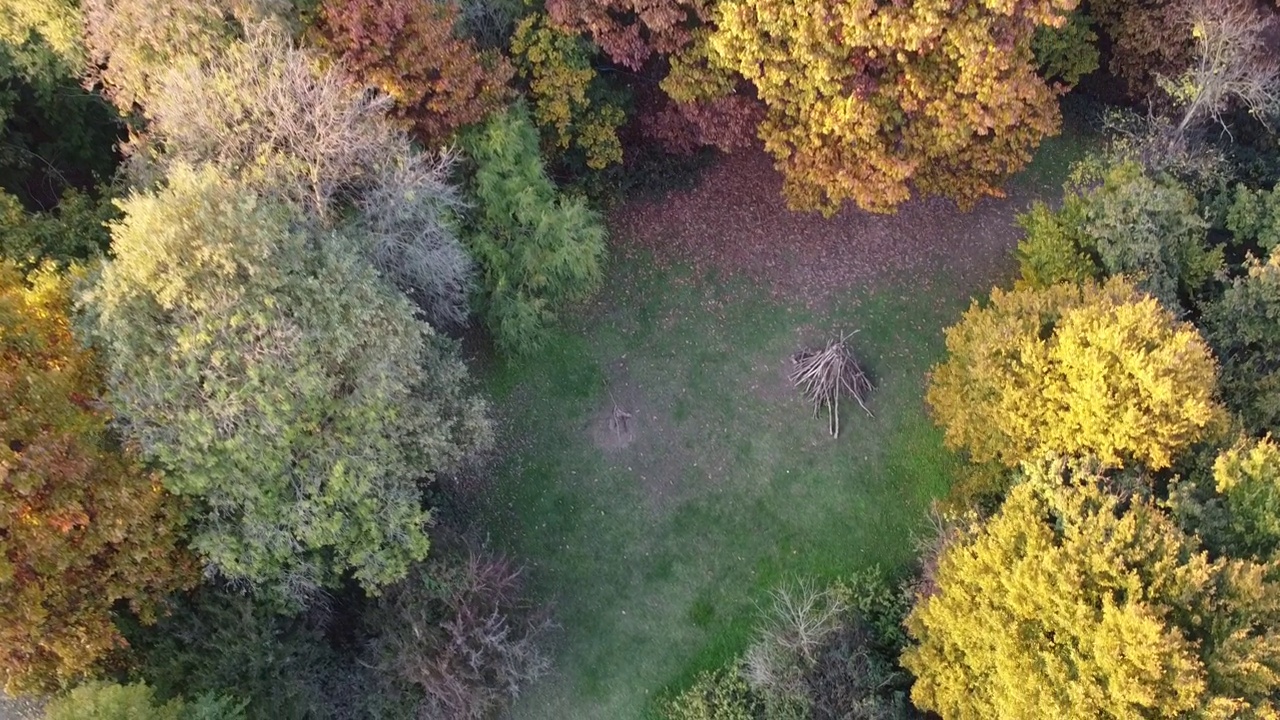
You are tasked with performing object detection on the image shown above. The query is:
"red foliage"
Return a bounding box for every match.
[1092,0,1196,98]
[318,0,513,146]
[546,0,709,70]
[641,95,763,155]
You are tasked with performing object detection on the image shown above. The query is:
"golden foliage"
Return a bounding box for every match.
[927,277,1224,469]
[0,262,196,693]
[511,14,624,170]
[905,471,1280,719]
[707,0,1072,214]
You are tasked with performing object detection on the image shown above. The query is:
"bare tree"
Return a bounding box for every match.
[1171,0,1280,136]
[143,27,474,326]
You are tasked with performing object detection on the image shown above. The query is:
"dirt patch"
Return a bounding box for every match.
[611,148,1033,308]
[587,358,692,510]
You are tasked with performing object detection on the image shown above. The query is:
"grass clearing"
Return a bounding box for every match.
[469,128,1092,719]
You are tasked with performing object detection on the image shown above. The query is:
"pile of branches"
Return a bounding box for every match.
[789,332,872,438]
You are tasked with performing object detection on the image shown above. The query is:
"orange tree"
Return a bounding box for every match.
[0,262,196,694]
[317,0,512,147]
[708,0,1075,214]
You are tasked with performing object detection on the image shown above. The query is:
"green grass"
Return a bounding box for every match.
[474,265,965,719]
[474,130,1094,719]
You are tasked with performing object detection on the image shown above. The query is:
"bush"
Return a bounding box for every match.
[1203,250,1280,434]
[461,105,606,354]
[927,277,1224,470]
[83,165,490,603]
[124,589,352,720]
[362,551,553,720]
[0,262,196,694]
[662,668,761,720]
[144,28,473,326]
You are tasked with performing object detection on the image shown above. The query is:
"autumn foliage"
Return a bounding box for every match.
[708,0,1073,214]
[905,466,1280,719]
[927,278,1223,469]
[317,0,512,147]
[0,262,196,693]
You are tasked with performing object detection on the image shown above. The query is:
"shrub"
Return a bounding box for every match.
[317,0,512,147]
[927,277,1224,469]
[362,551,553,720]
[0,262,196,694]
[1203,250,1280,434]
[510,14,625,171]
[662,667,761,720]
[83,165,490,603]
[461,105,606,354]
[904,463,1280,719]
[144,29,473,326]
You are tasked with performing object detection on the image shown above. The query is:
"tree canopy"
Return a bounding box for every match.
[0,262,195,693]
[84,165,489,602]
[904,465,1280,719]
[927,277,1223,469]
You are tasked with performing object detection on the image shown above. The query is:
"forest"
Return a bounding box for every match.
[0,0,1279,717]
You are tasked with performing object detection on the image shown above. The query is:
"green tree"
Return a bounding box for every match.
[1227,184,1280,253]
[1031,9,1099,87]
[904,464,1280,719]
[1203,250,1280,434]
[927,277,1224,469]
[0,262,196,694]
[1014,162,1220,308]
[0,188,115,264]
[461,105,606,354]
[83,165,490,603]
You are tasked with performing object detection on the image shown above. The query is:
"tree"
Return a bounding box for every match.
[83,0,290,111]
[83,165,490,603]
[1014,161,1220,308]
[1090,0,1195,99]
[1204,250,1280,435]
[903,465,1280,719]
[143,28,474,327]
[0,1,121,208]
[707,0,1072,214]
[1165,0,1280,137]
[1211,437,1280,559]
[926,277,1223,469]
[0,262,196,694]
[510,13,625,171]
[362,551,552,720]
[461,105,606,354]
[0,188,115,265]
[1227,184,1280,253]
[1031,10,1099,89]
[317,0,512,148]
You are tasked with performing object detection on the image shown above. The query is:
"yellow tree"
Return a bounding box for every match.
[708,0,1073,214]
[926,277,1223,469]
[0,262,196,693]
[904,465,1280,719]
